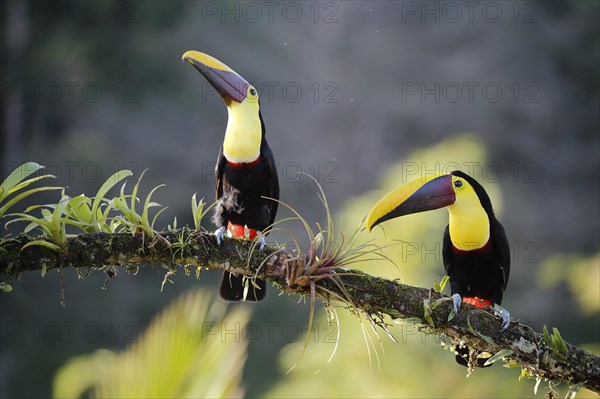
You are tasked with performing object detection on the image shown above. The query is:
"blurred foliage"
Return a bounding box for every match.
[264,135,598,398]
[539,253,600,317]
[53,289,249,398]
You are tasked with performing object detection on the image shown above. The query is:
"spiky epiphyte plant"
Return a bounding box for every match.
[111,169,167,241]
[3,168,168,250]
[265,175,394,371]
[63,170,133,233]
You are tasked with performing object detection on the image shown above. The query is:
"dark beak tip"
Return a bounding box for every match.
[367,216,386,232]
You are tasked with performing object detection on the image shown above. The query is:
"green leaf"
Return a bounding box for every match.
[543,325,569,357]
[483,349,513,366]
[543,325,553,347]
[423,299,435,327]
[0,162,44,196]
[48,197,69,243]
[5,214,52,236]
[141,184,165,228]
[467,317,475,335]
[130,170,147,214]
[475,331,494,344]
[398,317,422,325]
[518,367,533,381]
[447,308,456,322]
[22,240,64,253]
[433,275,450,293]
[150,207,168,231]
[0,282,13,293]
[90,170,133,217]
[552,327,568,355]
[384,309,402,318]
[0,186,62,218]
[8,174,56,194]
[542,350,550,365]
[191,193,207,231]
[430,298,443,310]
[503,359,521,369]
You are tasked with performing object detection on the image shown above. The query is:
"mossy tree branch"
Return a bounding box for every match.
[1,229,598,394]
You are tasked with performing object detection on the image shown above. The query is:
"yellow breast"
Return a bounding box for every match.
[447,183,490,250]
[223,99,262,163]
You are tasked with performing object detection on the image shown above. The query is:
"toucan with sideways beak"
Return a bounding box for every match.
[183,50,279,302]
[366,170,510,366]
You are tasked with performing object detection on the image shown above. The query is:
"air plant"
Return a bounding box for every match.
[263,175,396,372]
[63,170,133,233]
[191,193,216,232]
[6,195,71,253]
[111,170,167,241]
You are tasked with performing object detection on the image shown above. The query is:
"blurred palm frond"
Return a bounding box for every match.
[53,289,250,398]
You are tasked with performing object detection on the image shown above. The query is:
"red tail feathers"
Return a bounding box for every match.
[463,296,492,309]
[227,221,257,239]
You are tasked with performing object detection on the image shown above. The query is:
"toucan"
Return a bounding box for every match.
[183,50,279,302]
[366,170,510,366]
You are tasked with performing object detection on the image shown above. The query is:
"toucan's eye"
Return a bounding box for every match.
[249,88,256,96]
[454,180,463,188]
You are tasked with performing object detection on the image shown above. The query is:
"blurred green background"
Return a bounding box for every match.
[1,0,598,397]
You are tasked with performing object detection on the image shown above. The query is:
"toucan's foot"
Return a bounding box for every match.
[214,226,226,245]
[451,293,462,314]
[493,304,511,331]
[256,230,266,252]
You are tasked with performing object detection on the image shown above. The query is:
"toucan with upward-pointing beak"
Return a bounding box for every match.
[366,170,510,367]
[183,50,279,302]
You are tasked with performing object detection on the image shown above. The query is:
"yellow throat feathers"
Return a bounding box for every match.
[447,176,490,250]
[223,99,262,163]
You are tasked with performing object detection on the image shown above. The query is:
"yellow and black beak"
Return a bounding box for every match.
[182,50,249,104]
[366,174,456,231]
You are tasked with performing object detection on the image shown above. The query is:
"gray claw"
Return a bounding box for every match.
[214,226,226,246]
[452,293,462,314]
[493,304,511,331]
[256,231,266,252]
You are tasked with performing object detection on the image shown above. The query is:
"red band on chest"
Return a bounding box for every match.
[227,221,258,239]
[227,157,261,169]
[452,239,492,254]
[463,296,492,309]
